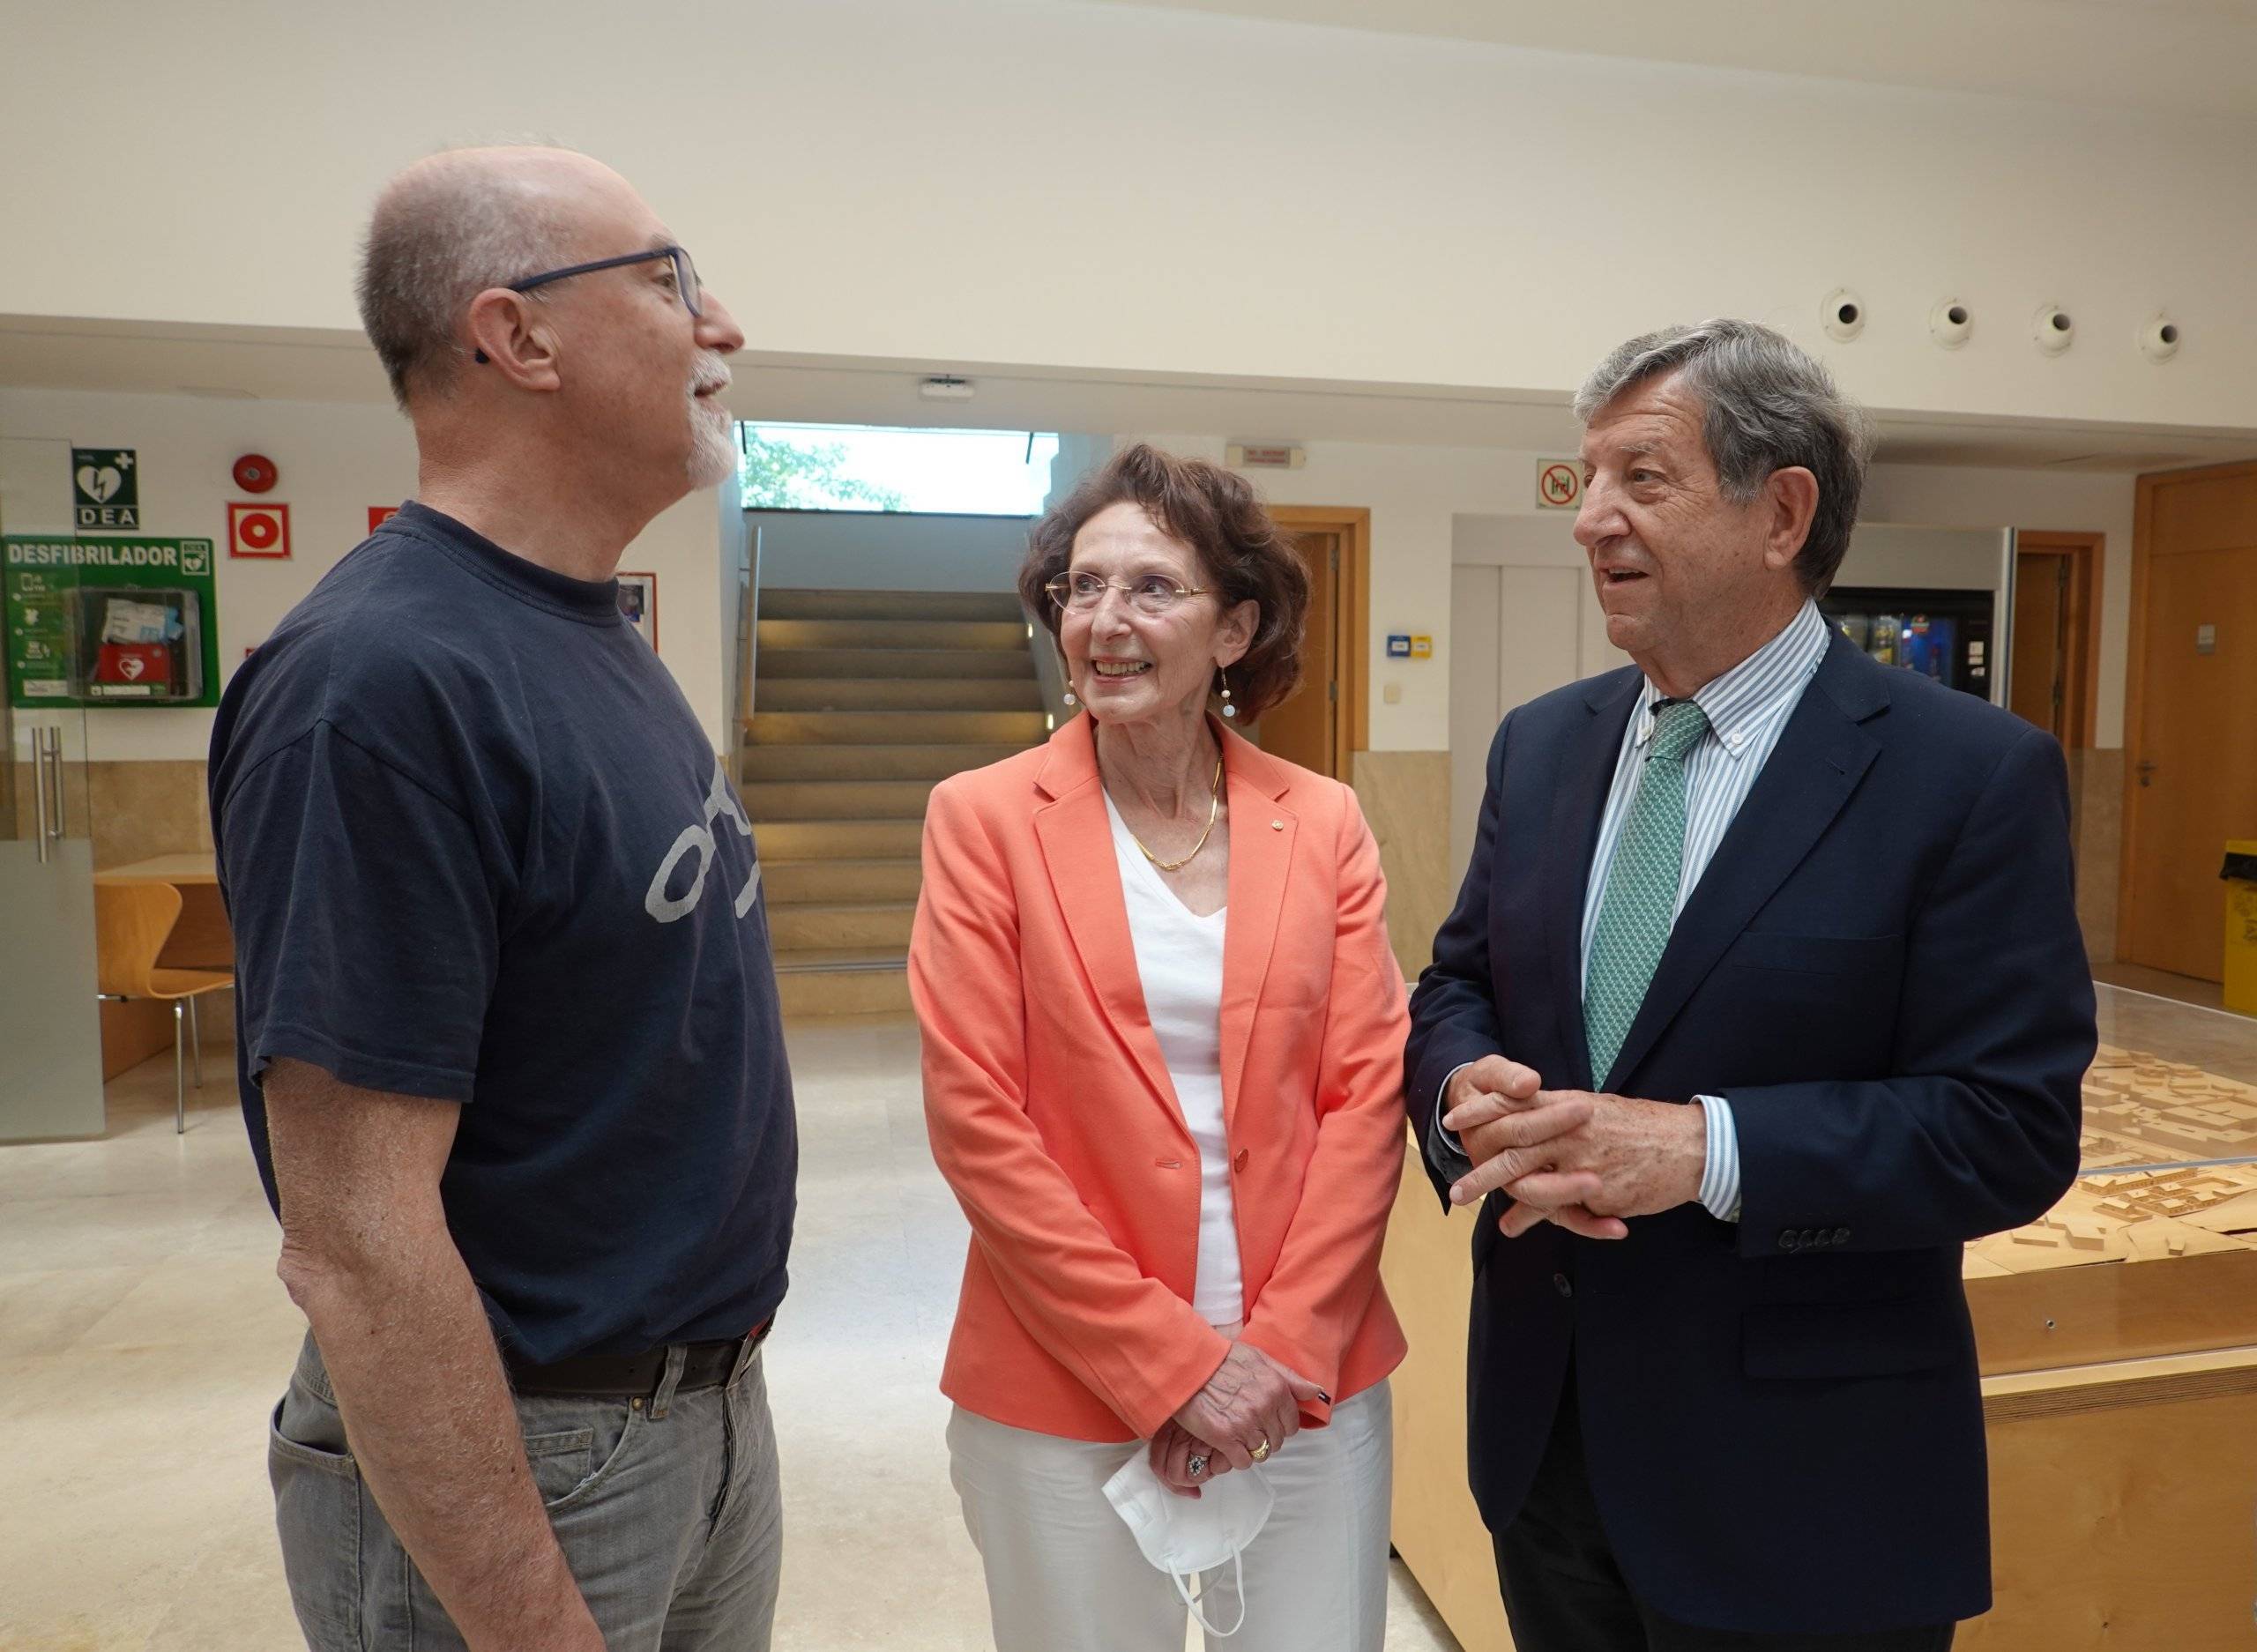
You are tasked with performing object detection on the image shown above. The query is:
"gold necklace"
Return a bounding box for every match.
[1122,755,1225,873]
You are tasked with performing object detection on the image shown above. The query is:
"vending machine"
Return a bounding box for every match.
[1821,586,1998,702]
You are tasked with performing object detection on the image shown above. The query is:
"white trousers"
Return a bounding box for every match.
[946,1380,1393,1652]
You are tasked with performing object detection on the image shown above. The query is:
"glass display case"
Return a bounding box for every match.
[1965,987,2257,1281]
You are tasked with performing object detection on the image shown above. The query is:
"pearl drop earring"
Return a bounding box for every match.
[1219,670,1236,718]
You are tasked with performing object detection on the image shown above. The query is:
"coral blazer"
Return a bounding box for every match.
[910,714,1409,1443]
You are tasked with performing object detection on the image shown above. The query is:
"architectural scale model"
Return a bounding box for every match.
[1964,1046,2257,1276]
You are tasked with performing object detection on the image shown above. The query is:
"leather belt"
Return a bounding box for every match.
[503,1320,771,1399]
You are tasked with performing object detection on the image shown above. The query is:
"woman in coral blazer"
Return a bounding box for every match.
[911,444,1409,1652]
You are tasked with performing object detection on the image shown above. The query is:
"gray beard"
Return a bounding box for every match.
[686,399,738,491]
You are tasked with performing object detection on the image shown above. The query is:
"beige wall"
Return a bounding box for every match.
[5,1,2255,432]
[1128,433,1570,751]
[1,388,738,759]
[1129,431,2145,753]
[1121,435,2142,964]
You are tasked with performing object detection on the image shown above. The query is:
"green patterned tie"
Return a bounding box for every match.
[1584,699,1711,1086]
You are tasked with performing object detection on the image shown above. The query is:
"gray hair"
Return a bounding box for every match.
[356,149,578,411]
[1574,319,1873,597]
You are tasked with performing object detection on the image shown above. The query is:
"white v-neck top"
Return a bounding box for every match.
[1104,792,1245,1328]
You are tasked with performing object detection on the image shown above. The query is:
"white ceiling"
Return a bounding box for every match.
[5,316,2254,474]
[1069,0,2257,118]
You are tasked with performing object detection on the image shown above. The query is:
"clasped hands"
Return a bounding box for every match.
[1442,1054,1706,1239]
[1147,1341,1326,1499]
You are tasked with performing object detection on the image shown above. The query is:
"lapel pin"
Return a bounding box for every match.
[1270,819,1285,830]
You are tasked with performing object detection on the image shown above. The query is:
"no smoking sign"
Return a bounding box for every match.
[228,501,292,559]
[1537,460,1583,510]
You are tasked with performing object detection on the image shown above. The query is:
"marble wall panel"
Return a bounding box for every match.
[1351,749,1452,980]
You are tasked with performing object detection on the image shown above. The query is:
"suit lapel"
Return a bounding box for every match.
[1219,730,1295,1128]
[1603,637,1888,1092]
[1031,720,1179,1122]
[1548,671,1643,1090]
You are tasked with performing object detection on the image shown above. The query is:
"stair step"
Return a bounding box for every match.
[757,679,1043,713]
[769,902,915,952]
[741,743,1023,784]
[758,647,1034,681]
[764,858,922,904]
[777,964,912,1019]
[742,779,936,822]
[758,819,925,860]
[762,589,1025,623]
[759,618,1028,652]
[749,710,1050,747]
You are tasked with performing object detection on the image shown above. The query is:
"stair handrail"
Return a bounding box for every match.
[1023,601,1077,730]
[733,521,763,787]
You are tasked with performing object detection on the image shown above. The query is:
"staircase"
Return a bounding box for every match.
[747,589,1050,1016]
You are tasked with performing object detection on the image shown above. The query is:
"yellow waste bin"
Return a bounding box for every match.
[2226,840,2257,1016]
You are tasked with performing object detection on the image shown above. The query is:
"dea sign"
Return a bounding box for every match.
[72,448,141,530]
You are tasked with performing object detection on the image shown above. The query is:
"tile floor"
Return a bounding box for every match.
[0,1015,1459,1652]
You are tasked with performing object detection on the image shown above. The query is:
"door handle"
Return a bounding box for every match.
[42,727,66,840]
[30,728,52,865]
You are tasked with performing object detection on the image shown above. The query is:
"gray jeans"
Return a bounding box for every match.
[269,1328,782,1651]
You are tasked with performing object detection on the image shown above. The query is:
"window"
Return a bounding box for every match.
[739,423,1061,516]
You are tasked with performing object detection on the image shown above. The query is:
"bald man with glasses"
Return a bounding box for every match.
[212,148,793,1652]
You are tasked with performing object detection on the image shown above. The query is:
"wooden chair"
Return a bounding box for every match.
[93,881,235,1134]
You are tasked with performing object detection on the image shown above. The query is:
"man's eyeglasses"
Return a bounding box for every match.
[508,244,702,316]
[473,245,702,363]
[1046,571,1210,617]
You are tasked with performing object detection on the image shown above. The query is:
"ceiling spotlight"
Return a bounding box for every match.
[2139,316,2181,363]
[1822,289,1866,342]
[1929,299,1972,350]
[2032,305,2075,356]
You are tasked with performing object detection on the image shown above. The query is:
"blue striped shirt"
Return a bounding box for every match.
[1438,600,1832,1222]
[1585,599,1831,1219]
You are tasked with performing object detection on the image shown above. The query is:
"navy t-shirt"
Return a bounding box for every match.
[210,502,795,1363]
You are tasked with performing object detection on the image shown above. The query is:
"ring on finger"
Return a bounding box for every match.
[1249,1438,1271,1463]
[1187,1453,1209,1477]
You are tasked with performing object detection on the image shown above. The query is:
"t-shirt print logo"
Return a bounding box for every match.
[645,755,763,924]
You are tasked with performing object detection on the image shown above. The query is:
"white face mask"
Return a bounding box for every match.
[1102,1451,1276,1638]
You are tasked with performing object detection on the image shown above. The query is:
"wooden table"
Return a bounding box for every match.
[92,852,231,1076]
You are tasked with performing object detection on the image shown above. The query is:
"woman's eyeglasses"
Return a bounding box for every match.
[1045,571,1210,617]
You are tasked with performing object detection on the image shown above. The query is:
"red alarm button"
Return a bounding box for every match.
[233,453,278,494]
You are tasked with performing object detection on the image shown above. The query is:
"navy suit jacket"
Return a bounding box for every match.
[1405,633,2095,1637]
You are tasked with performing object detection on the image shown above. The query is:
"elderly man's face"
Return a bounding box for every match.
[534,158,747,493]
[1573,371,1791,663]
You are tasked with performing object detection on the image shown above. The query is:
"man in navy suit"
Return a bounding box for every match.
[1406,319,2095,1651]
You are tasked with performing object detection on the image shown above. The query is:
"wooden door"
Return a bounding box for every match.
[2011,551,2069,741]
[2122,465,2257,981]
[1255,528,1343,777]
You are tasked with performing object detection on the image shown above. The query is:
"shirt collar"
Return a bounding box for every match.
[1632,600,1830,760]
